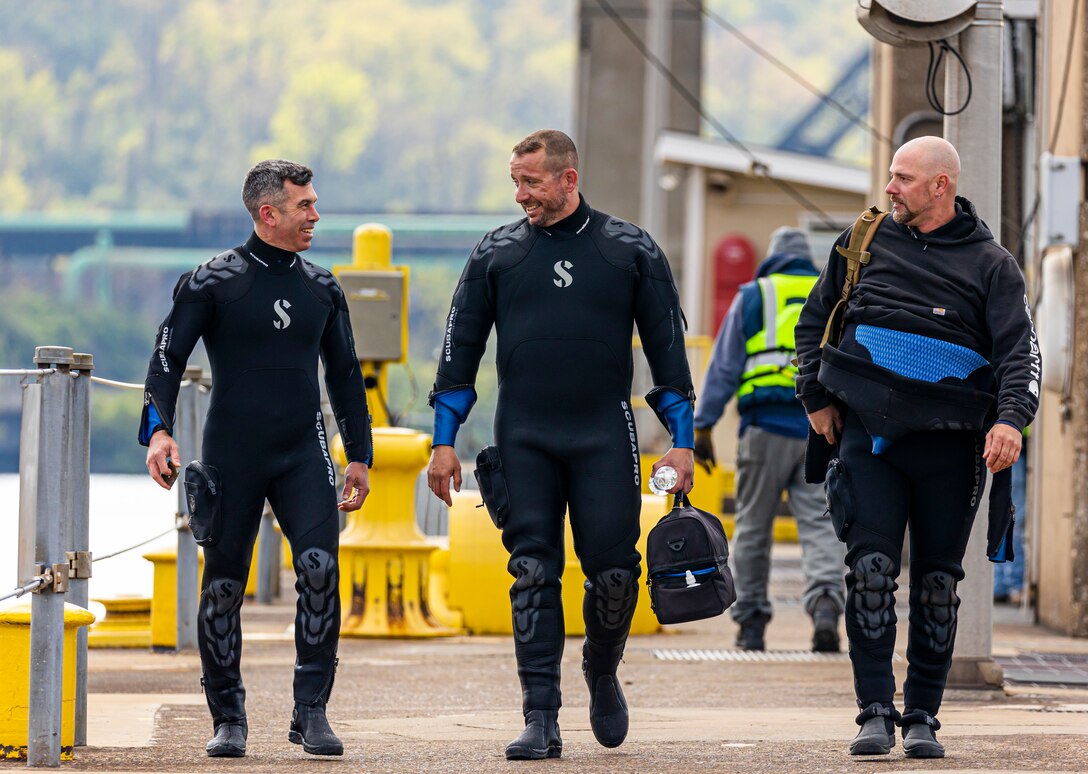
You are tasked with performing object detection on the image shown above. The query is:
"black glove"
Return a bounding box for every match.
[693,427,716,474]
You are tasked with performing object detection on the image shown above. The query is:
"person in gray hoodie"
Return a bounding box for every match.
[693,227,845,653]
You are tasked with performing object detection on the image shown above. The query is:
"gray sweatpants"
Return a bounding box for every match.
[730,426,845,624]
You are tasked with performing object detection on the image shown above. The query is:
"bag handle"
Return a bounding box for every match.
[673,492,691,508]
[819,205,888,349]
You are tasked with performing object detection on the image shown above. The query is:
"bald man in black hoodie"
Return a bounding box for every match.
[795,136,1039,760]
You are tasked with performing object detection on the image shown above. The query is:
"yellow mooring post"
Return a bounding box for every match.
[333,223,410,430]
[0,600,95,760]
[445,491,667,635]
[143,546,204,650]
[87,597,152,649]
[335,428,459,637]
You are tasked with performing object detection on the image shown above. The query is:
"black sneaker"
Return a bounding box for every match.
[811,596,841,652]
[734,613,768,651]
[505,710,562,760]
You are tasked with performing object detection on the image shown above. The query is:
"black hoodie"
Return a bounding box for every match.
[795,196,1039,432]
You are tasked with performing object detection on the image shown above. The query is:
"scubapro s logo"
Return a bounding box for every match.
[553,260,573,288]
[273,299,292,330]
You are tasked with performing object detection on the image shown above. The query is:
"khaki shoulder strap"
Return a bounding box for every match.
[819,205,888,348]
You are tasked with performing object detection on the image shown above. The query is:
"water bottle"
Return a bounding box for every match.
[649,465,678,495]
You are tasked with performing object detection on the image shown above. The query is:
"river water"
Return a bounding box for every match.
[1,473,177,601]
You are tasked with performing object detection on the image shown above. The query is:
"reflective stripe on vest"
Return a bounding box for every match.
[738,273,818,398]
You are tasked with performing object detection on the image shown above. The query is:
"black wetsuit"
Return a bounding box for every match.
[432,196,693,712]
[140,233,372,720]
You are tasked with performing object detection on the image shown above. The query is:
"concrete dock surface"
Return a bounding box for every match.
[63,546,1088,773]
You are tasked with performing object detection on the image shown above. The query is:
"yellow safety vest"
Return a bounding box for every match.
[738,273,817,401]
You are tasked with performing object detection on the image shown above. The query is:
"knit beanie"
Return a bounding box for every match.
[767,226,812,260]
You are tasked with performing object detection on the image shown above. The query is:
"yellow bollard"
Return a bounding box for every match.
[425,541,465,631]
[143,546,204,650]
[337,427,459,637]
[87,596,152,649]
[446,490,667,635]
[0,600,96,760]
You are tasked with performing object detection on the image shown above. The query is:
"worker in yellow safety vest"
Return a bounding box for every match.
[693,227,845,652]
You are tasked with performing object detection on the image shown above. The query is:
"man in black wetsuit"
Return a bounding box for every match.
[426,129,695,760]
[140,160,373,758]
[795,137,1038,759]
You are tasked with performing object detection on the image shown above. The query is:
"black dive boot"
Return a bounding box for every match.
[849,703,898,756]
[289,658,343,756]
[202,676,247,757]
[582,640,629,748]
[505,710,562,760]
[900,711,945,758]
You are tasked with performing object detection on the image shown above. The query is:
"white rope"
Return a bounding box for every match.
[88,375,144,390]
[0,368,56,377]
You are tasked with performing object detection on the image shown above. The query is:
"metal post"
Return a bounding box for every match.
[28,346,74,768]
[175,367,203,651]
[640,0,670,236]
[944,0,1006,691]
[681,164,707,334]
[256,509,280,604]
[17,383,41,586]
[68,354,93,746]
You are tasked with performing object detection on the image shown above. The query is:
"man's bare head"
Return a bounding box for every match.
[898,136,960,186]
[886,136,960,230]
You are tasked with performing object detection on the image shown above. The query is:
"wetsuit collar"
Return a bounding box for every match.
[244,232,298,274]
[539,195,592,239]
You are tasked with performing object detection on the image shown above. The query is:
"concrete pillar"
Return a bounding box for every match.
[576,0,701,264]
[943,0,1006,690]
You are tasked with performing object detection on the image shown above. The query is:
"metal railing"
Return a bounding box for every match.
[4,348,212,767]
[10,347,91,767]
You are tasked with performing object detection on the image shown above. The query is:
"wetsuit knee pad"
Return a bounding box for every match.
[913,570,960,654]
[294,547,340,648]
[200,578,245,669]
[508,556,554,644]
[850,552,898,640]
[584,567,640,634]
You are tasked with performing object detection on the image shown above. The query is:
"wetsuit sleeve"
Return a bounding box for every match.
[430,240,496,398]
[632,239,694,388]
[320,287,373,466]
[139,273,212,446]
[693,293,746,429]
[646,387,695,448]
[985,256,1040,430]
[429,386,477,447]
[628,237,694,447]
[794,230,850,414]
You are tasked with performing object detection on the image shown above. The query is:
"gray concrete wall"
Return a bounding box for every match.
[575,0,702,265]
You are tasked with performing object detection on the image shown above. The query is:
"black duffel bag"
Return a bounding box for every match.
[646,493,736,625]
